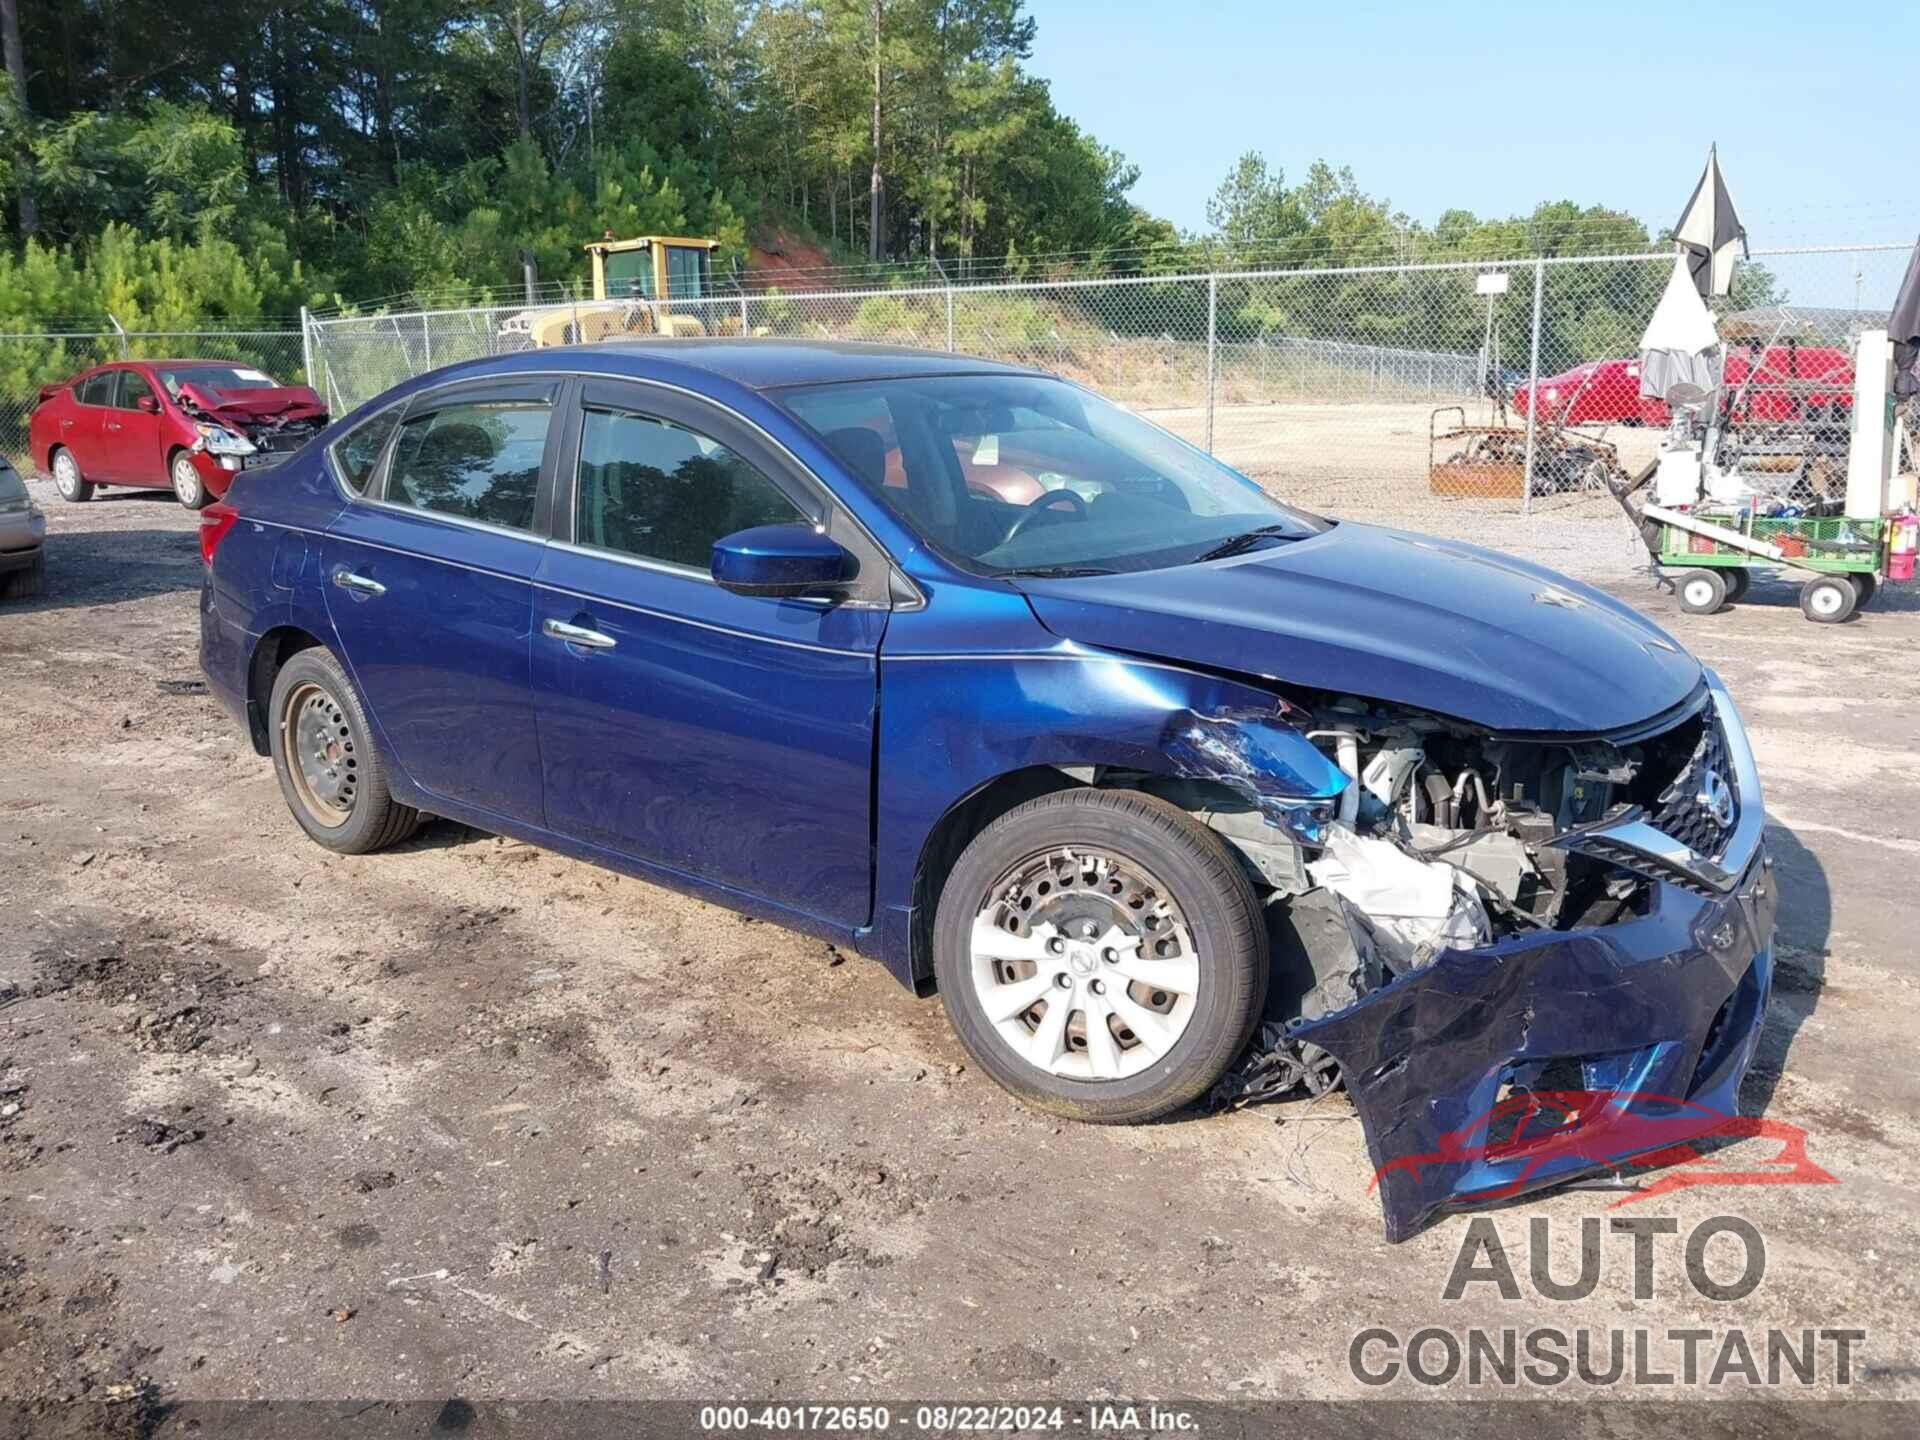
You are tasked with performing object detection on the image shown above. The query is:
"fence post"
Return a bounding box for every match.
[740,290,750,338]
[1520,258,1546,518]
[299,307,315,391]
[945,287,955,352]
[421,314,432,372]
[107,312,128,358]
[1204,274,1218,455]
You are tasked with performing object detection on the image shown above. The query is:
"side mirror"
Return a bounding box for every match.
[136,394,160,414]
[711,523,856,598]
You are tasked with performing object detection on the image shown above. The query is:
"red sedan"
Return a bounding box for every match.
[29,360,328,509]
[1515,344,1855,427]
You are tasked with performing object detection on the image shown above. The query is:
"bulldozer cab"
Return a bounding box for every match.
[589,236,719,303]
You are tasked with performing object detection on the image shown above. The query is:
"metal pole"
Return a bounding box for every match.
[1520,258,1546,517]
[107,312,128,358]
[945,287,955,352]
[300,307,315,390]
[421,314,432,372]
[740,289,749,337]
[1204,274,1218,455]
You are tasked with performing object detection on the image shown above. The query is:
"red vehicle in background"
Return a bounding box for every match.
[1514,341,1855,428]
[29,360,328,509]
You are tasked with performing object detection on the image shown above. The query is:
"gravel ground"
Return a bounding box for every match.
[2,475,1918,1432]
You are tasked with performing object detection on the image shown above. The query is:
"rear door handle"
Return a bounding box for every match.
[331,568,386,597]
[543,618,617,650]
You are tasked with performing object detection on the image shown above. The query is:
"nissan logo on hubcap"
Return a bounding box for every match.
[1697,769,1735,829]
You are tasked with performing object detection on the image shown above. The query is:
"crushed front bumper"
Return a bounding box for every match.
[1291,672,1778,1241]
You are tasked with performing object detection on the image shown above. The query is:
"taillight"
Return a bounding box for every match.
[199,502,239,567]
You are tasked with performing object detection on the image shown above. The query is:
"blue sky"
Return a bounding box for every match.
[1031,0,1916,253]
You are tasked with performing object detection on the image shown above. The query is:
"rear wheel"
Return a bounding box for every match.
[50,448,93,503]
[1677,569,1729,616]
[268,648,421,854]
[1723,567,1752,603]
[170,450,212,510]
[933,788,1266,1124]
[0,552,44,601]
[1800,576,1857,624]
[1849,573,1877,609]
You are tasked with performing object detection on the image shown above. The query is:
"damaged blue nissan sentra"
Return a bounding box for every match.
[198,341,1775,1240]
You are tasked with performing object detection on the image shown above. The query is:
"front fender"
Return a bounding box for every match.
[871,594,1347,983]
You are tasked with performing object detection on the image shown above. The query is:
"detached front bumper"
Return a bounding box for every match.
[1293,673,1778,1242]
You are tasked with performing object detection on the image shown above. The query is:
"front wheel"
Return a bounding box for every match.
[268,648,422,854]
[933,788,1266,1124]
[50,448,93,503]
[1677,569,1729,616]
[170,451,213,510]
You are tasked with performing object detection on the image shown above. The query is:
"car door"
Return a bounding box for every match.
[531,378,890,929]
[101,369,164,484]
[321,378,561,827]
[58,371,114,477]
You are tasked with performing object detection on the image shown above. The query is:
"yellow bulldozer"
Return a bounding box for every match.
[499,235,751,349]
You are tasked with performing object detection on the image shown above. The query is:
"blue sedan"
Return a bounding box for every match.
[198,341,1775,1240]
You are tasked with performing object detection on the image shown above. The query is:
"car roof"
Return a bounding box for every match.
[481,338,1037,393]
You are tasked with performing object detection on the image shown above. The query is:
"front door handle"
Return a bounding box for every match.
[331,567,386,597]
[543,618,617,650]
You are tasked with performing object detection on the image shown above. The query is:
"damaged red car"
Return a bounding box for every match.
[29,361,329,509]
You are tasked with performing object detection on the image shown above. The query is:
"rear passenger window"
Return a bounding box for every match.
[76,373,115,406]
[385,398,550,531]
[575,409,806,569]
[330,409,400,495]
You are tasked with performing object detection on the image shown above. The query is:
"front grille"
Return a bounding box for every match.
[253,427,318,456]
[1578,836,1718,897]
[1649,712,1737,859]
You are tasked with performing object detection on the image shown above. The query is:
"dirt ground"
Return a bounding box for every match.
[3,471,1918,1429]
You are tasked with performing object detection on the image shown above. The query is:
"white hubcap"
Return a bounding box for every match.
[1685,579,1714,606]
[173,458,202,503]
[54,453,78,495]
[1812,587,1843,615]
[969,848,1200,1082]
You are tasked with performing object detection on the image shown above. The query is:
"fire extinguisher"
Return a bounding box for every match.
[1888,510,1919,583]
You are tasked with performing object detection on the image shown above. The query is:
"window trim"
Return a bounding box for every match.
[112,369,155,412]
[557,376,899,607]
[361,378,566,541]
[316,367,922,607]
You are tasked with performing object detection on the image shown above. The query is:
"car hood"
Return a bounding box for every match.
[176,383,328,427]
[1012,524,1702,732]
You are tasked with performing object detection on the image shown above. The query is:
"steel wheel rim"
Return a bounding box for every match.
[1810,584,1845,617]
[53,452,78,497]
[1684,577,1716,607]
[969,846,1200,1082]
[281,682,358,827]
[172,456,202,505]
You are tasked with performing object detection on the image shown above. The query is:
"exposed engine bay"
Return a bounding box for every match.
[174,381,330,467]
[1117,689,1731,1108]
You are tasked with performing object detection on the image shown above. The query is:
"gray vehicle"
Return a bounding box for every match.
[0,458,47,599]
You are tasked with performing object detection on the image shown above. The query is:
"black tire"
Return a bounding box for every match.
[49,447,93,503]
[0,551,44,601]
[169,449,213,510]
[267,647,421,854]
[1677,569,1729,616]
[933,787,1267,1125]
[1849,573,1877,609]
[1723,567,1751,603]
[1799,576,1856,624]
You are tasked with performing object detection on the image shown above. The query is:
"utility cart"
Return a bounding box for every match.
[1613,328,1918,624]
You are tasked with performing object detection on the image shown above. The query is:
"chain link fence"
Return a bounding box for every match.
[0,325,309,475]
[5,244,1908,548]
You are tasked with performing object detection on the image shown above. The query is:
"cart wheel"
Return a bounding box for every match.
[1678,570,1729,616]
[1724,567,1751,603]
[1800,576,1857,624]
[1849,573,1877,609]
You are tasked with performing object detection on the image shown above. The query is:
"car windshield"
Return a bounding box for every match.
[777,374,1325,576]
[0,463,25,503]
[156,366,279,397]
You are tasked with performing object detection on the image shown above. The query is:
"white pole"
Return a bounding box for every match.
[1521,259,1546,516]
[300,307,316,391]
[1205,275,1218,455]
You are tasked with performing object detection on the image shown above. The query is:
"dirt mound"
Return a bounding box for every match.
[747,228,839,290]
